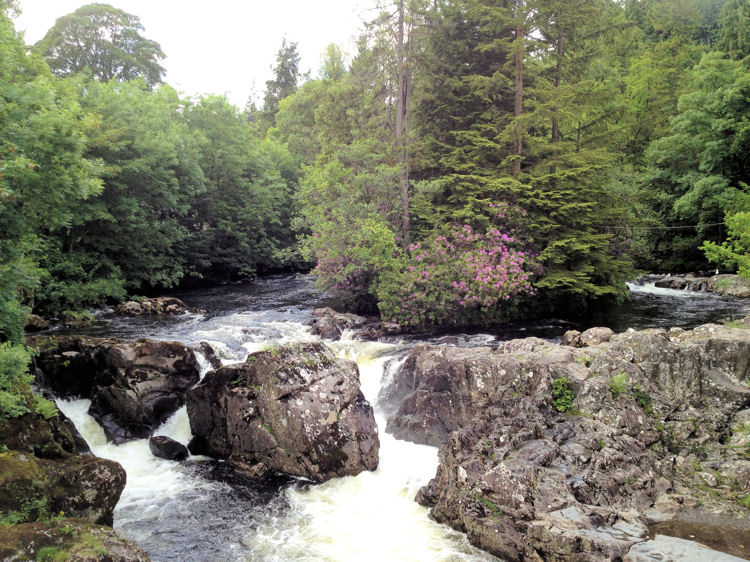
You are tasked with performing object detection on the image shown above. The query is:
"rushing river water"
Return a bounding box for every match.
[51,275,750,561]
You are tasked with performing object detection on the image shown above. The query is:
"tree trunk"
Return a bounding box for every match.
[550,24,563,174]
[512,0,525,180]
[396,0,410,243]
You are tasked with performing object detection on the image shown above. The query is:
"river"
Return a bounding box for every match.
[51,275,750,561]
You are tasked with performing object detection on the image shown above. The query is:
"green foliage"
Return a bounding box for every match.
[610,372,629,399]
[36,546,68,561]
[717,0,750,59]
[630,382,653,414]
[703,210,750,277]
[31,393,58,420]
[0,342,32,419]
[183,95,292,281]
[36,3,165,87]
[645,52,750,271]
[552,377,576,413]
[261,38,303,127]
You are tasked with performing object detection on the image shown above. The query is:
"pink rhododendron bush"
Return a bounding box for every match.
[378,204,537,329]
[308,203,538,330]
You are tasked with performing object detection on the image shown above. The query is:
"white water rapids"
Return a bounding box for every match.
[56,318,494,561]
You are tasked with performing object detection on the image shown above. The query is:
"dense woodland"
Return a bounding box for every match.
[1,0,749,416]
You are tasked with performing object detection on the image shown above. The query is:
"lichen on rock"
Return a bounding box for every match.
[187,341,379,482]
[381,319,750,560]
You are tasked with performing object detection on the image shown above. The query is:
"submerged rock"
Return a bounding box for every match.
[186,342,379,482]
[34,336,200,443]
[380,322,750,560]
[149,435,189,461]
[116,296,188,316]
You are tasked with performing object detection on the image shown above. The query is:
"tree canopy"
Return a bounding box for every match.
[37,3,166,87]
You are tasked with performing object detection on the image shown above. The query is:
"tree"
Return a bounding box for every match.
[319,43,347,80]
[645,52,750,271]
[262,38,303,124]
[37,3,165,87]
[717,0,750,59]
[183,95,292,281]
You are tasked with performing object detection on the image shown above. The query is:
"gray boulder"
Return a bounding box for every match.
[309,307,368,340]
[186,342,379,482]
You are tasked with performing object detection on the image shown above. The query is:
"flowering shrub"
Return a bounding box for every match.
[378,202,537,329]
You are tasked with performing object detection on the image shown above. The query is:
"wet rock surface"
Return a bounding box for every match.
[308,307,368,340]
[186,342,379,482]
[116,296,188,316]
[0,407,127,528]
[380,320,750,560]
[33,336,200,443]
[149,435,189,461]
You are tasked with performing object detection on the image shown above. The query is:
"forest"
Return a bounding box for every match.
[0,0,749,416]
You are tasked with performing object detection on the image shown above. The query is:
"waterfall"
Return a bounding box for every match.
[55,313,494,561]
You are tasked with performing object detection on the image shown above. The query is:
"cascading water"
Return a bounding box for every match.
[49,275,750,561]
[54,278,494,561]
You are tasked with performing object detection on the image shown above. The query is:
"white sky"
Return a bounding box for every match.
[13,0,376,107]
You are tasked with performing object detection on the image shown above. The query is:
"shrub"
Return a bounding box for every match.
[378,202,537,329]
[0,343,32,419]
[552,377,576,413]
[610,372,629,398]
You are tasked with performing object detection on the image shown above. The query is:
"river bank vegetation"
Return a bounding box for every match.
[1,0,749,377]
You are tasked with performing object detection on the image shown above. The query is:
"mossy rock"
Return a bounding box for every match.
[0,412,89,460]
[0,519,150,561]
[0,451,50,524]
[0,450,125,527]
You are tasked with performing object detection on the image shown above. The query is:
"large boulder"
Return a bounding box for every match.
[0,409,90,459]
[380,323,750,560]
[0,520,149,561]
[0,450,125,526]
[380,338,590,446]
[186,342,379,482]
[116,296,188,316]
[34,337,200,443]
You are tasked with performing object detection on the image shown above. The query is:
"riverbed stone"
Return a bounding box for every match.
[186,342,379,482]
[116,296,188,316]
[625,535,747,561]
[309,307,368,340]
[380,321,750,560]
[33,337,200,443]
[149,436,189,461]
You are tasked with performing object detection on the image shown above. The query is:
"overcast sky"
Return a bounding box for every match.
[13,0,375,107]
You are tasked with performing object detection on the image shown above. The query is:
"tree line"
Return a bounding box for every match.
[1,0,749,349]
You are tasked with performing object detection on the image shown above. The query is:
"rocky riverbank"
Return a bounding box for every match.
[380,320,750,560]
[653,273,750,298]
